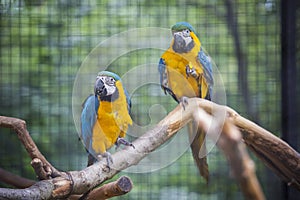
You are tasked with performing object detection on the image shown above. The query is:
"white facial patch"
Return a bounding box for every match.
[173,30,193,46]
[183,36,192,46]
[99,75,117,96]
[181,29,192,46]
[105,84,116,95]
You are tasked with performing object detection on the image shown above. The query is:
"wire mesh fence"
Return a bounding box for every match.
[0,0,298,199]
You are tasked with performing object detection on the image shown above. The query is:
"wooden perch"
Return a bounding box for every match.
[79,176,133,200]
[193,98,300,190]
[0,98,299,199]
[193,107,264,199]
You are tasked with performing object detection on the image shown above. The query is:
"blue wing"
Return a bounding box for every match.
[158,57,179,103]
[158,58,167,91]
[198,47,214,99]
[124,87,132,115]
[80,95,99,154]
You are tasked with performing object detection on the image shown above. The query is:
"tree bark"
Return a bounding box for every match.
[79,176,133,200]
[194,98,300,189]
[0,98,299,199]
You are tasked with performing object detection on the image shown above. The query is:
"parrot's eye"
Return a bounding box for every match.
[106,77,115,86]
[97,76,105,82]
[182,29,190,37]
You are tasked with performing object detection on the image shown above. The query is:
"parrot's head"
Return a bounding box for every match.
[94,71,121,101]
[171,22,199,53]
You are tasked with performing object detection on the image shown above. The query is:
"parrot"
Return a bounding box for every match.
[158,22,214,182]
[80,71,134,167]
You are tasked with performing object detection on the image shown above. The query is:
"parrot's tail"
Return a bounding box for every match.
[188,121,209,183]
[87,153,98,167]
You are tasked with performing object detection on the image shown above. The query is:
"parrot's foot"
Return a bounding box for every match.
[99,152,113,170]
[115,137,135,150]
[186,65,198,78]
[179,96,189,110]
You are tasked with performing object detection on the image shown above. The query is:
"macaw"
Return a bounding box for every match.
[158,22,213,182]
[80,71,134,167]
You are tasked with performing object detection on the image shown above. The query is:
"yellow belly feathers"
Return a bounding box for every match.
[162,49,209,99]
[91,81,132,154]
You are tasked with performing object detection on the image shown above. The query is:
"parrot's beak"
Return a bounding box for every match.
[94,78,106,97]
[172,31,193,53]
[173,33,185,47]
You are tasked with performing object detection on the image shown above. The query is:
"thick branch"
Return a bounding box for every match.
[0,104,190,199]
[193,105,265,199]
[80,176,133,200]
[193,98,300,190]
[221,122,264,200]
[0,98,299,199]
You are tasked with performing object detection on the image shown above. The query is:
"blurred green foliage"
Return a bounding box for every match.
[0,0,285,199]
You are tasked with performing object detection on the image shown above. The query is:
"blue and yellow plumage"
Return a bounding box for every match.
[80,71,133,166]
[159,22,214,182]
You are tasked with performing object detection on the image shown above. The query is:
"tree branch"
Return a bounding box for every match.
[193,98,300,189]
[0,98,299,199]
[193,107,265,199]
[79,176,133,200]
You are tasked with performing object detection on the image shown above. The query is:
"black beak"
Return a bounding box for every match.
[174,34,185,47]
[94,78,106,97]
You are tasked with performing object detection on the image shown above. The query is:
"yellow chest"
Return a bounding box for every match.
[97,99,132,139]
[91,83,132,154]
[162,49,205,98]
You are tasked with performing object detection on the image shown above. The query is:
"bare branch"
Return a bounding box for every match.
[80,176,133,200]
[220,122,264,200]
[193,98,300,190]
[0,100,192,199]
[0,98,299,199]
[31,158,52,180]
[0,105,187,199]
[193,105,265,200]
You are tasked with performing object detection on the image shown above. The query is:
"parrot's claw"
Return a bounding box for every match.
[99,152,113,171]
[115,137,135,150]
[179,96,189,110]
[186,65,198,78]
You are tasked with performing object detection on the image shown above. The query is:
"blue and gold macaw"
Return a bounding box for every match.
[158,22,213,182]
[80,71,134,167]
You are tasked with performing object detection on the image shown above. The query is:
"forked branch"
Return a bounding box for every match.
[0,98,299,199]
